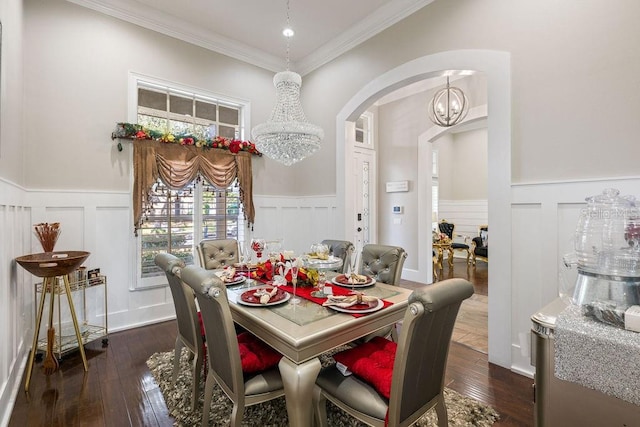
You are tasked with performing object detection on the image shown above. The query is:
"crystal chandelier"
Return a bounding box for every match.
[427,76,469,127]
[251,0,324,166]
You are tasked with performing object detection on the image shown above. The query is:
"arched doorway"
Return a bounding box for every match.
[336,50,512,368]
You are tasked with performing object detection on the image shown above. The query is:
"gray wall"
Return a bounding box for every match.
[0,0,24,185]
[303,0,640,187]
[437,128,488,200]
[14,0,640,195]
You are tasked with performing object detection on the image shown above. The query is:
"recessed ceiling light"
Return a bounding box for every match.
[282,27,294,37]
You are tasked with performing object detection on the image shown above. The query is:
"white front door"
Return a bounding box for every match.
[350,148,377,249]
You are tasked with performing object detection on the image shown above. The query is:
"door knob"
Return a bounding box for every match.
[357,227,362,232]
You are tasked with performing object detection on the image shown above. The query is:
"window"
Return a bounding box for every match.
[355,111,374,148]
[133,76,248,286]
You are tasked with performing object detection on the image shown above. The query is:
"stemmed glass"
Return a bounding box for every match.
[250,238,266,263]
[349,245,361,293]
[238,241,253,286]
[266,239,283,280]
[290,258,301,305]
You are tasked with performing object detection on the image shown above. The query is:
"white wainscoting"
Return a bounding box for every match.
[252,195,339,255]
[24,189,177,335]
[509,176,640,376]
[0,178,31,426]
[5,178,639,417]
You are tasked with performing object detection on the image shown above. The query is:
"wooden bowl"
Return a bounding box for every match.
[16,251,91,278]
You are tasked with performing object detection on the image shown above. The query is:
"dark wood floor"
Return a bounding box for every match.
[9,260,533,426]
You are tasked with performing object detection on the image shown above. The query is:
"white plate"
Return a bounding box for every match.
[331,274,376,288]
[222,275,247,286]
[237,288,291,307]
[327,298,384,314]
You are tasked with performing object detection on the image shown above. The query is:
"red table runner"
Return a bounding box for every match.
[258,280,392,317]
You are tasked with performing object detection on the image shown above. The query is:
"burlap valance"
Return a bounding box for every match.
[133,140,254,234]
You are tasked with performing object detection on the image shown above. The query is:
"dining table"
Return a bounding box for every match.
[226,272,412,427]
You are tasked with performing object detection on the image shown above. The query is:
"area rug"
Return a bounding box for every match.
[147,350,499,426]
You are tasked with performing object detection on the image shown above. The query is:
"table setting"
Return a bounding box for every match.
[222,243,392,317]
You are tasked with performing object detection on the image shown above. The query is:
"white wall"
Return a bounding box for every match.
[0,180,30,427]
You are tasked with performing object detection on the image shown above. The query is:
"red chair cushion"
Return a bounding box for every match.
[237,332,282,373]
[333,336,397,399]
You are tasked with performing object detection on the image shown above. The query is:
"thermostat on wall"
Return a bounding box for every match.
[392,205,403,214]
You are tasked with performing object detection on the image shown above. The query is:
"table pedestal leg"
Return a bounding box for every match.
[24,277,50,392]
[278,356,321,427]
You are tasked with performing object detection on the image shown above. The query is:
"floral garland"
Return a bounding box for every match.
[111,122,262,156]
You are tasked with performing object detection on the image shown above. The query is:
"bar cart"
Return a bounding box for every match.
[34,272,108,359]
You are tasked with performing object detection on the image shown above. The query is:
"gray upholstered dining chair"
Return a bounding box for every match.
[359,243,407,285]
[196,238,239,270]
[154,253,205,411]
[357,243,407,341]
[180,265,285,427]
[321,239,355,274]
[313,279,474,427]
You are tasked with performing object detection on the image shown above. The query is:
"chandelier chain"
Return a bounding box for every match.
[285,0,291,70]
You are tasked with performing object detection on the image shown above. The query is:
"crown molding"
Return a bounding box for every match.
[294,0,435,76]
[67,0,286,72]
[68,0,433,76]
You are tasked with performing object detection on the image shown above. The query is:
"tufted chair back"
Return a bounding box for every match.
[360,244,407,285]
[197,239,239,270]
[321,239,355,274]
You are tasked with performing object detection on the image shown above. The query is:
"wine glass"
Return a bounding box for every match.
[349,246,361,293]
[290,258,301,305]
[238,241,253,285]
[266,239,283,279]
[250,238,266,263]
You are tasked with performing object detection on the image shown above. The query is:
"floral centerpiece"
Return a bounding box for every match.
[252,256,319,287]
[111,122,262,156]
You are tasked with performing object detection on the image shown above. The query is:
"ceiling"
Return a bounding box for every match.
[68,0,434,75]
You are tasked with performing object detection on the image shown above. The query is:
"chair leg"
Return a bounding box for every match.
[201,372,215,427]
[173,338,183,385]
[435,396,448,427]
[312,386,329,427]
[230,403,244,427]
[191,352,203,410]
